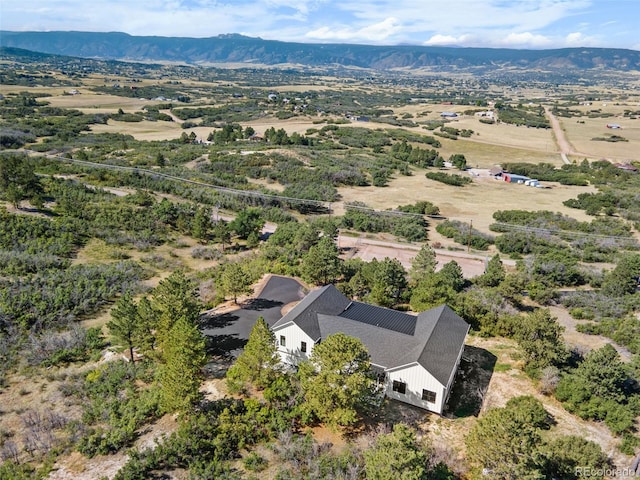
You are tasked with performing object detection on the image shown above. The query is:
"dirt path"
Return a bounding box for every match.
[337,235,514,277]
[160,109,184,124]
[547,305,632,361]
[545,107,596,162]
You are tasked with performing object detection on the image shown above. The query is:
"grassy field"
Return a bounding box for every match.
[338,168,596,232]
[560,113,640,161]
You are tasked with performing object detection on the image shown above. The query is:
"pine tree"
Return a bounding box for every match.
[220,262,252,304]
[158,315,207,413]
[301,236,341,285]
[477,254,506,287]
[298,333,373,429]
[409,243,437,283]
[106,293,139,363]
[151,271,201,352]
[192,206,211,243]
[226,317,279,392]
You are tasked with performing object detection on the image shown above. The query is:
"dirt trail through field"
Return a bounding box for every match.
[545,107,596,161]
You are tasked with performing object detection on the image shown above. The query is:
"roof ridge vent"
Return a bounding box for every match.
[343,301,353,312]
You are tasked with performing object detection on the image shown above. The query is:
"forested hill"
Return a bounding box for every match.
[1,30,639,72]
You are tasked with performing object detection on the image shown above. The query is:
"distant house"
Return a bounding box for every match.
[606,124,622,129]
[475,110,494,119]
[614,163,638,173]
[440,112,458,118]
[271,285,469,414]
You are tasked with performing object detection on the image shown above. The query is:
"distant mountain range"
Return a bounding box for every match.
[1,31,639,72]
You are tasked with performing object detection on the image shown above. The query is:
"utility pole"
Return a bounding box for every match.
[467,220,473,253]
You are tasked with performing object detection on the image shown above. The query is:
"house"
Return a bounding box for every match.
[271,285,469,414]
[440,112,458,118]
[606,123,621,129]
[614,163,638,173]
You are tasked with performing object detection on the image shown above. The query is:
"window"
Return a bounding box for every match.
[279,335,286,347]
[422,389,436,403]
[300,341,307,353]
[392,380,406,395]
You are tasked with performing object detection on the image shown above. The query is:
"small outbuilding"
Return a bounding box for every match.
[502,173,530,183]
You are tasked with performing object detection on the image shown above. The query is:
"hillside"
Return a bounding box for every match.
[2,30,640,72]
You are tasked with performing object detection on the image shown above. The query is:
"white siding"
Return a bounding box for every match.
[273,324,315,366]
[385,364,447,414]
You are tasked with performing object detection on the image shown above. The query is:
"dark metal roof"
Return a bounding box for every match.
[339,301,416,335]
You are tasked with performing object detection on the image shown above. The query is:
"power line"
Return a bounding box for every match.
[491,222,639,244]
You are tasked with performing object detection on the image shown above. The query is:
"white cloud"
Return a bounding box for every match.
[564,31,597,46]
[306,17,402,43]
[424,34,475,46]
[498,32,554,48]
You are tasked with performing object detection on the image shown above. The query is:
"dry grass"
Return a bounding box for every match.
[559,114,640,161]
[42,92,153,110]
[338,168,596,233]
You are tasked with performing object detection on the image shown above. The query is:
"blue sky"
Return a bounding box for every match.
[2,0,639,50]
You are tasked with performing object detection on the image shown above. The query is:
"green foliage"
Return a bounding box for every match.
[158,315,207,414]
[1,260,144,332]
[301,236,341,285]
[107,293,141,363]
[230,207,265,240]
[243,452,268,472]
[396,200,440,216]
[75,361,161,457]
[425,171,472,186]
[541,436,609,480]
[298,333,374,429]
[219,262,253,304]
[226,317,279,392]
[436,220,494,250]
[148,271,206,413]
[364,424,429,480]
[475,254,505,287]
[152,270,201,351]
[448,153,467,170]
[601,254,640,297]
[555,345,638,435]
[409,261,464,311]
[409,243,437,284]
[342,202,427,241]
[0,153,43,207]
[514,309,568,378]
[496,104,550,128]
[465,396,546,478]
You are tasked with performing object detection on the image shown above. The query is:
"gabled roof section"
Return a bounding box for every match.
[271,284,351,340]
[339,301,417,335]
[417,305,470,385]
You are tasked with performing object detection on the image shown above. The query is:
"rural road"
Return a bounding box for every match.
[544,106,596,163]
